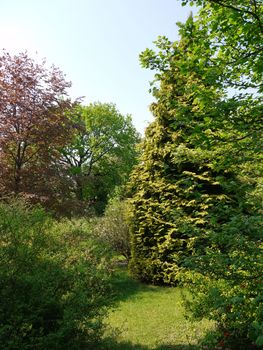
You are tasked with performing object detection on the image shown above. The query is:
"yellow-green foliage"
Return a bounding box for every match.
[129,9,262,348]
[129,16,246,285]
[129,117,248,285]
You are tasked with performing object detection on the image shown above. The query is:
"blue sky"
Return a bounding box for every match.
[0,0,195,134]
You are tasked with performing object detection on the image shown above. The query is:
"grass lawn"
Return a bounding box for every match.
[102,266,214,350]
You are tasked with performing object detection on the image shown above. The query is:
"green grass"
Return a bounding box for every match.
[102,266,214,350]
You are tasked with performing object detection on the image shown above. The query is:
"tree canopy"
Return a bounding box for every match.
[59,102,140,214]
[181,0,263,91]
[0,52,140,215]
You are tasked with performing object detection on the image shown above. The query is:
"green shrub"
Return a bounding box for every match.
[93,199,131,260]
[0,200,114,350]
[179,212,263,349]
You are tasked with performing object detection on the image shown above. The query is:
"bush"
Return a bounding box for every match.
[93,199,131,260]
[0,200,114,350]
[179,212,263,349]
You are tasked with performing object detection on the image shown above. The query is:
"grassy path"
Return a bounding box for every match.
[103,266,214,350]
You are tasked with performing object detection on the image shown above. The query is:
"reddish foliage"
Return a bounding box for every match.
[0,51,73,204]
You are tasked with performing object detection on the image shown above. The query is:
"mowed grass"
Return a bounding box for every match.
[103,266,214,350]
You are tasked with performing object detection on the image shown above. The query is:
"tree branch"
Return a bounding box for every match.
[209,0,263,34]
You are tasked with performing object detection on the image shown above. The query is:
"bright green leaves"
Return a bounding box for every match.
[181,0,263,91]
[129,3,262,346]
[60,102,140,214]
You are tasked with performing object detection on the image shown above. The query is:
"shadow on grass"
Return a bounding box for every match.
[106,266,208,350]
[111,265,160,303]
[99,338,200,350]
[156,345,199,350]
[99,337,149,349]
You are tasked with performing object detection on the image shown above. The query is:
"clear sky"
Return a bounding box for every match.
[0,0,195,134]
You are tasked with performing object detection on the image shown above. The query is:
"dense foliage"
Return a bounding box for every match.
[0,51,73,207]
[182,0,263,91]
[0,52,139,216]
[0,200,114,350]
[129,0,262,347]
[0,2,262,348]
[59,103,140,215]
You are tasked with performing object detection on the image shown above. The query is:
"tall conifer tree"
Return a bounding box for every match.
[129,14,262,286]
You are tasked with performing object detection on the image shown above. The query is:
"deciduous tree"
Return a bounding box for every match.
[0,51,73,203]
[59,102,140,214]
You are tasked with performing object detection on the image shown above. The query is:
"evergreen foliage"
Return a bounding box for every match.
[128,4,261,294]
[129,15,237,284]
[129,1,262,346]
